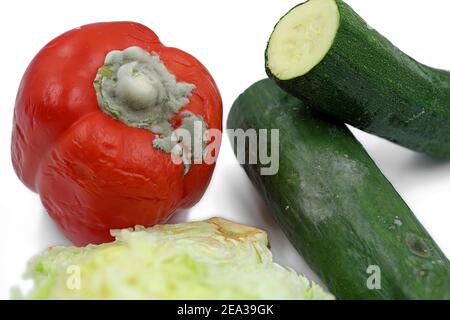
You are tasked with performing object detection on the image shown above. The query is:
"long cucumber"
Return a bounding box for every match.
[227,79,450,299]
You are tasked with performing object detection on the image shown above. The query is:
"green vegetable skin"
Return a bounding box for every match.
[266,0,450,158]
[227,79,450,299]
[18,218,332,300]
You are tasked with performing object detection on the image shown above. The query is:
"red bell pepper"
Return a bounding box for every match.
[12,22,222,246]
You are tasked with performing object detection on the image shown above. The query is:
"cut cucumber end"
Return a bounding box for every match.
[266,0,340,80]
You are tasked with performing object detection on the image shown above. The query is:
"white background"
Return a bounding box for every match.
[1,0,450,299]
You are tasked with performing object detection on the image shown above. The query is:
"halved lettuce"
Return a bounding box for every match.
[18,218,333,300]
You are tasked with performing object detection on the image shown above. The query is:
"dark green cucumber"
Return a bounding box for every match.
[227,79,450,299]
[266,0,450,158]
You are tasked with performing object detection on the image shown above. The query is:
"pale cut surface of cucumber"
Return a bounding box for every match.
[266,0,339,80]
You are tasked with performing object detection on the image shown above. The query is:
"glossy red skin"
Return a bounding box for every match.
[11,22,222,246]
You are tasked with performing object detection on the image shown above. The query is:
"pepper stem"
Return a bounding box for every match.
[93,46,207,174]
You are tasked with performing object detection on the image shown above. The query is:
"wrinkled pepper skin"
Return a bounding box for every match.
[12,22,222,246]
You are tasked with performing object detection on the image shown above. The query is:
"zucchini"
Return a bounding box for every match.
[266,0,450,158]
[227,79,450,299]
